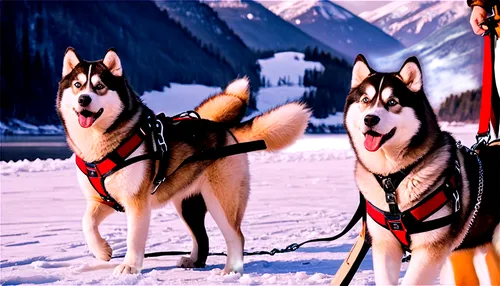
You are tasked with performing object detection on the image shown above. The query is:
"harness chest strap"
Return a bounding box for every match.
[76,129,148,212]
[366,171,461,249]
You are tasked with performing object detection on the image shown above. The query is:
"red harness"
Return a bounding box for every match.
[75,111,268,212]
[366,161,461,250]
[76,129,148,212]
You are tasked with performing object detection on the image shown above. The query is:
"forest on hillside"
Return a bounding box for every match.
[438,89,482,122]
[301,47,352,118]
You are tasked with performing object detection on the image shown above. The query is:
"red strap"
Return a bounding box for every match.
[367,202,410,246]
[75,156,87,175]
[390,228,409,246]
[478,34,494,136]
[410,190,448,221]
[96,158,117,175]
[117,133,144,159]
[173,117,194,121]
[89,177,107,197]
[366,202,386,226]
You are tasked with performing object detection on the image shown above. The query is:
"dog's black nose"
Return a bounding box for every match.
[78,94,92,107]
[364,115,380,127]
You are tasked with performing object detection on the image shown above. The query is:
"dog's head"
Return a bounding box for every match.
[344,55,439,173]
[57,47,137,132]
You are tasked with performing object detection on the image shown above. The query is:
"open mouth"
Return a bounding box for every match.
[363,128,396,152]
[74,108,103,128]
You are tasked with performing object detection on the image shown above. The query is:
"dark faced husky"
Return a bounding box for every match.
[345,55,500,285]
[57,47,311,275]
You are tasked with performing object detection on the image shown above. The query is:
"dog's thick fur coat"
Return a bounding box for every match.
[57,48,311,275]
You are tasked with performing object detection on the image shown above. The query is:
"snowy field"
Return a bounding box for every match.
[0,125,479,285]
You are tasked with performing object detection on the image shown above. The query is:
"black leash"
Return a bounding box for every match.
[111,198,365,260]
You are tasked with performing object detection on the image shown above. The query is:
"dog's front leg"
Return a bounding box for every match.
[371,239,404,285]
[401,248,448,285]
[83,201,114,261]
[113,201,151,275]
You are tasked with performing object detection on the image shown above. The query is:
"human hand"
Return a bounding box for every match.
[470,6,489,35]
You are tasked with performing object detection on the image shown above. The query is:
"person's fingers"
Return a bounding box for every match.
[470,18,486,35]
[472,22,486,35]
[470,6,488,35]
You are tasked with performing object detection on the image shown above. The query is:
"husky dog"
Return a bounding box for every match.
[344,54,500,285]
[57,47,311,275]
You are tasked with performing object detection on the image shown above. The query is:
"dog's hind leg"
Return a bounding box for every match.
[202,159,249,274]
[202,189,245,274]
[173,194,209,268]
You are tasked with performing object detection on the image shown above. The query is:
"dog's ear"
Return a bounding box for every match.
[399,56,423,92]
[103,48,123,77]
[62,47,80,78]
[351,54,372,88]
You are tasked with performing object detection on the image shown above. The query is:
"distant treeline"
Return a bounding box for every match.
[301,47,352,118]
[257,47,352,119]
[438,89,482,122]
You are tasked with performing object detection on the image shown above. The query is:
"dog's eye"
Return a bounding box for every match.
[361,97,369,103]
[74,82,82,88]
[387,99,398,106]
[95,84,105,90]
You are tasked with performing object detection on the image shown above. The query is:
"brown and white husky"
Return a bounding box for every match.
[57,47,311,275]
[344,54,500,285]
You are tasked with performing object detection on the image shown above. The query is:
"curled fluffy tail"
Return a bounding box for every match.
[195,77,249,124]
[231,102,311,151]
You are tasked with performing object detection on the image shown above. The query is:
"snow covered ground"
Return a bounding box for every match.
[0,126,479,285]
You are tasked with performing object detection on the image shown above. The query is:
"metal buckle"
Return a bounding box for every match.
[382,178,396,192]
[454,159,461,175]
[388,221,403,231]
[152,177,165,195]
[452,190,460,212]
[472,133,490,151]
[155,119,168,153]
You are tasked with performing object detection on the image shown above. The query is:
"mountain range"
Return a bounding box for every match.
[264,0,405,58]
[359,1,470,46]
[207,0,344,57]
[372,15,482,108]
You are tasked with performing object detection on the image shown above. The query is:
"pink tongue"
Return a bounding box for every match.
[364,134,383,152]
[78,115,95,128]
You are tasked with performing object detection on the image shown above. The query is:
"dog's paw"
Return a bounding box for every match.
[222,265,243,275]
[176,256,205,268]
[89,239,112,261]
[113,263,140,275]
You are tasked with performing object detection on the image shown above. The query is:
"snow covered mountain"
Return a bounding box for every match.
[265,0,405,59]
[206,0,345,59]
[359,1,470,46]
[371,16,482,108]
